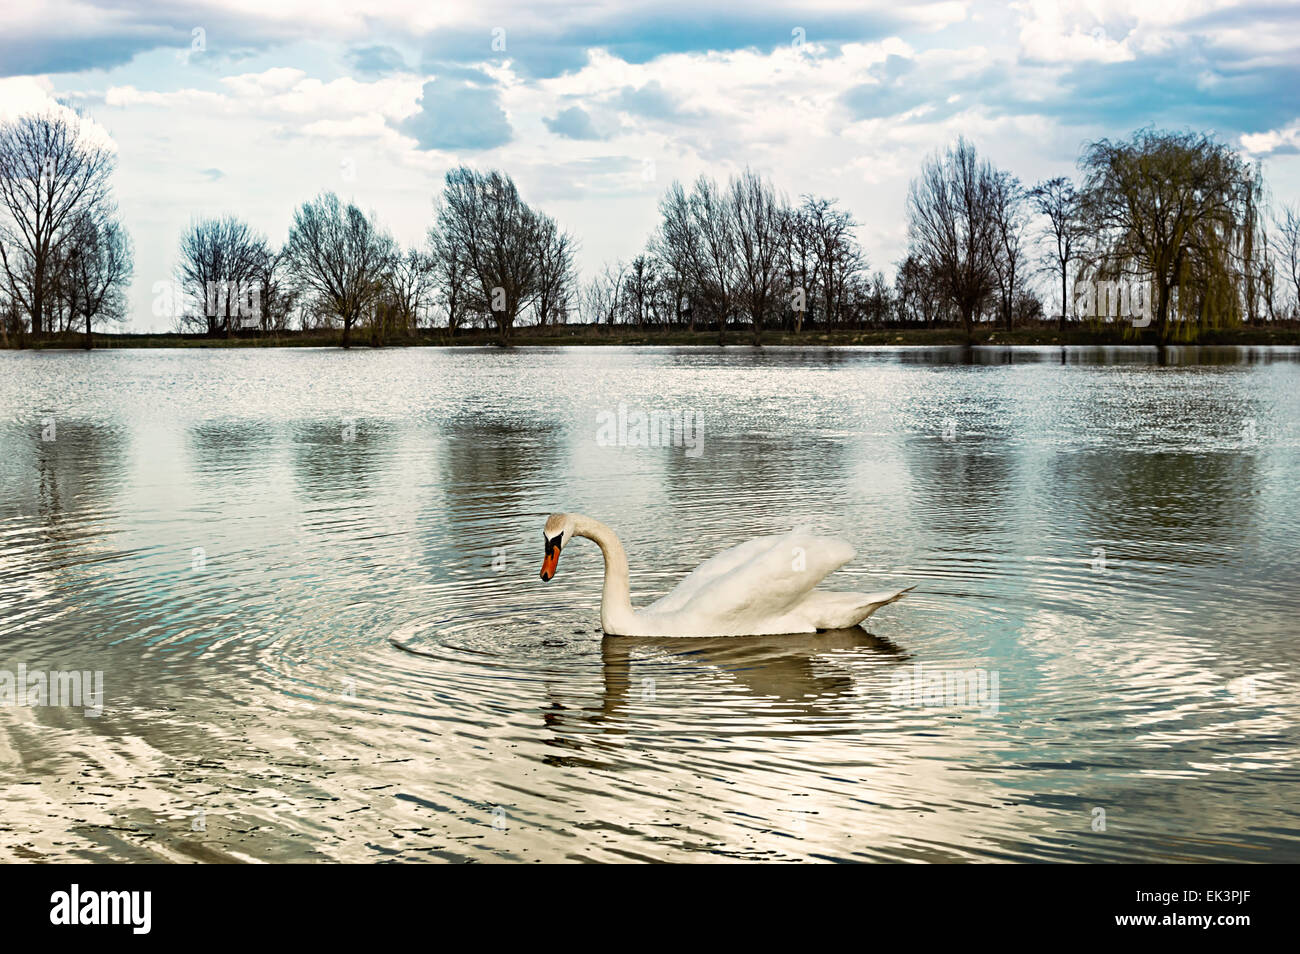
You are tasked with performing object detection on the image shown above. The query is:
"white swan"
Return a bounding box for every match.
[540,512,912,638]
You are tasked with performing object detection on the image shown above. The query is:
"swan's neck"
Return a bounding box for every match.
[573,515,636,634]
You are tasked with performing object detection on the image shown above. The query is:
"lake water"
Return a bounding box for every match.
[1,345,1298,863]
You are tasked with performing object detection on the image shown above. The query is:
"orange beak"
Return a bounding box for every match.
[540,545,560,581]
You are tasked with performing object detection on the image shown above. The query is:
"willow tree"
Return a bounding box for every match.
[1079,129,1252,340]
[1239,165,1276,325]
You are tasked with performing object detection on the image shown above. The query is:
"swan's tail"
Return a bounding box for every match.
[802,586,914,630]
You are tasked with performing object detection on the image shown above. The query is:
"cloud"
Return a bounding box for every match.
[398,76,512,150]
[104,69,423,128]
[840,48,1000,124]
[0,1,943,80]
[414,4,928,78]
[0,76,65,120]
[0,77,119,150]
[1028,50,1300,134]
[0,7,296,77]
[347,45,409,76]
[0,33,150,77]
[544,105,603,139]
[4,0,1300,336]
[1241,119,1300,157]
[615,80,688,119]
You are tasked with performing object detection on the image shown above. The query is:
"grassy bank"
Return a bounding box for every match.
[9,323,1300,350]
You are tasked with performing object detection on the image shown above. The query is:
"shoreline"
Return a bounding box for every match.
[7,324,1300,350]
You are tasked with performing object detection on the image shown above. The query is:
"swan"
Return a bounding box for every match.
[539,513,912,638]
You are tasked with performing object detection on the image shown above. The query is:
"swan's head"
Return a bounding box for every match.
[539,513,575,582]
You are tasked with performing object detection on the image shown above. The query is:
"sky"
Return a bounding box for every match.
[2,0,1299,331]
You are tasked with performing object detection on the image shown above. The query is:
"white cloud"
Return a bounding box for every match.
[0,75,118,150]
[1241,120,1300,157]
[0,76,63,119]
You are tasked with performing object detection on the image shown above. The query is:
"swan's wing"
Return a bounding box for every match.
[647,529,856,623]
[789,587,913,630]
[645,533,787,614]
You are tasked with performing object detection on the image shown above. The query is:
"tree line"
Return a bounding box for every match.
[5,107,1300,347]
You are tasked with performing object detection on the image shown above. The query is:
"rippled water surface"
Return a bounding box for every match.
[2,345,1298,863]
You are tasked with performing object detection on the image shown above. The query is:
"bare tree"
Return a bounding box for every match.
[63,208,132,348]
[1274,204,1300,319]
[533,214,577,328]
[0,110,117,336]
[804,196,864,329]
[651,181,700,328]
[593,260,626,326]
[580,275,610,327]
[284,192,395,348]
[896,252,949,325]
[249,244,294,333]
[0,283,18,345]
[176,216,266,336]
[428,209,470,334]
[729,169,787,345]
[1029,177,1083,330]
[781,200,817,332]
[436,167,544,346]
[907,137,999,337]
[691,175,737,344]
[651,179,862,337]
[623,253,656,329]
[382,246,432,335]
[860,270,892,326]
[989,169,1027,331]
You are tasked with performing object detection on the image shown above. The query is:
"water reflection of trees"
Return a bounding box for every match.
[187,420,275,490]
[289,418,391,501]
[0,420,128,651]
[658,430,855,534]
[889,346,1290,368]
[1047,449,1258,565]
[4,420,126,534]
[428,416,565,574]
[897,428,1018,538]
